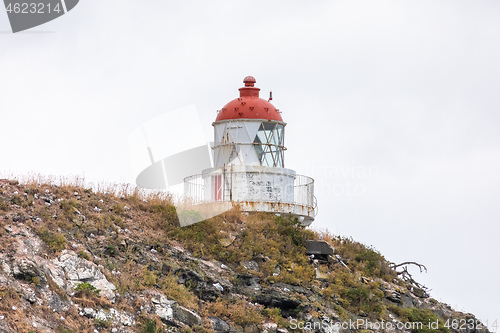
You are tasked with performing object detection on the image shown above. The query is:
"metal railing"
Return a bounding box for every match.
[184,170,317,216]
[183,173,205,203]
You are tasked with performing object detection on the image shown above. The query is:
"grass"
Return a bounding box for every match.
[204,296,264,327]
[170,213,316,286]
[388,306,450,333]
[321,269,385,318]
[78,250,90,260]
[330,235,396,282]
[0,176,466,332]
[158,273,198,309]
[37,228,67,252]
[141,317,163,333]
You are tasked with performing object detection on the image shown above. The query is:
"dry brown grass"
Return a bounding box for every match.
[202,296,264,327]
[158,273,199,310]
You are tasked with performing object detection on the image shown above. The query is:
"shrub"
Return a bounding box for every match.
[158,273,198,309]
[94,318,111,329]
[142,203,178,229]
[141,268,158,287]
[78,250,90,260]
[38,228,66,252]
[261,307,288,327]
[0,201,9,212]
[75,282,100,296]
[332,236,396,282]
[355,249,383,274]
[141,318,163,333]
[11,195,22,206]
[94,215,122,234]
[389,306,450,333]
[31,276,41,286]
[59,199,79,219]
[323,270,385,317]
[206,297,264,326]
[106,244,117,256]
[111,203,124,215]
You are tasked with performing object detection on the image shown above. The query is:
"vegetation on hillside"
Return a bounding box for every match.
[0,178,481,333]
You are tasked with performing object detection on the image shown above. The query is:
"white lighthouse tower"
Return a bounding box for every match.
[183,76,317,226]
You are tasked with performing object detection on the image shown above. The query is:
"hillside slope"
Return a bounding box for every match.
[0,179,490,333]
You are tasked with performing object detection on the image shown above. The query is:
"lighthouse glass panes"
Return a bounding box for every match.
[253,122,285,167]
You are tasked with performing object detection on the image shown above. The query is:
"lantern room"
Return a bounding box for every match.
[213,76,286,168]
[183,76,317,226]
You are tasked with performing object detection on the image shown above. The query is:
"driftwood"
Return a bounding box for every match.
[389,261,430,297]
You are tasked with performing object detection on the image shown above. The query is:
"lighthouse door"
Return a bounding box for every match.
[213,175,222,201]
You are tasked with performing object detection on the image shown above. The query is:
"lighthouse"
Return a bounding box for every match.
[183,76,317,226]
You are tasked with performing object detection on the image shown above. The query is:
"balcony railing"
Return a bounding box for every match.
[184,170,317,218]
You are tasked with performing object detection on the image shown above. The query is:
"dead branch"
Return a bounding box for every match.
[390,261,427,273]
[389,261,430,297]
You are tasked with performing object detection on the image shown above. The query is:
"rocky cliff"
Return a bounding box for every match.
[0,179,489,333]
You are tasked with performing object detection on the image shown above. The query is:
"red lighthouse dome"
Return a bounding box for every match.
[215,76,284,123]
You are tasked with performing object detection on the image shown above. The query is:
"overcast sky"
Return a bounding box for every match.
[1,0,499,323]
